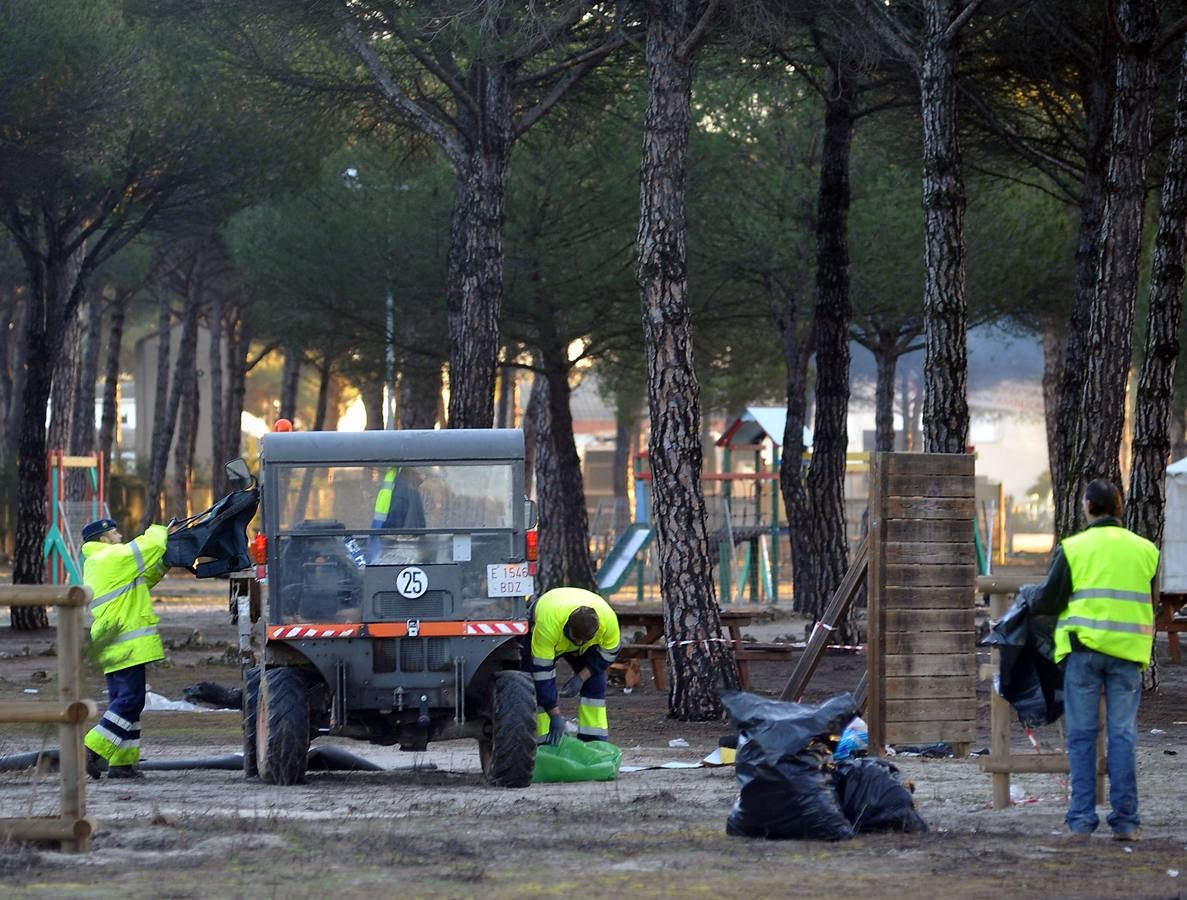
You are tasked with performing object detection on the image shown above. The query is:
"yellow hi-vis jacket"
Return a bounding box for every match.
[529,587,621,674]
[1057,524,1159,665]
[83,525,169,674]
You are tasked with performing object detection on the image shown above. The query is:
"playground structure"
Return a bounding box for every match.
[0,584,96,851]
[43,450,108,586]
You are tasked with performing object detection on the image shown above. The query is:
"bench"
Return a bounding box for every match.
[612,641,799,692]
[1157,596,1186,665]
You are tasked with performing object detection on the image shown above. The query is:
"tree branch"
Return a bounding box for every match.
[944,0,989,46]
[849,0,920,70]
[677,0,721,62]
[335,1,467,170]
[393,24,478,118]
[510,2,597,65]
[514,38,625,139]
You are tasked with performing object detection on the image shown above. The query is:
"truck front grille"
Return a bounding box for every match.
[372,590,448,620]
[395,637,453,672]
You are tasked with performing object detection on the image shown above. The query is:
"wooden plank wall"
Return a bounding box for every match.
[867,452,977,752]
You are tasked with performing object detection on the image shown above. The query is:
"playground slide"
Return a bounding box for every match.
[595,523,654,595]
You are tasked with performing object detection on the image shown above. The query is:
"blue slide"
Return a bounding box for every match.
[595,523,654,595]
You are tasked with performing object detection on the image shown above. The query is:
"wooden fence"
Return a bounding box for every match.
[0,585,96,851]
[865,452,978,755]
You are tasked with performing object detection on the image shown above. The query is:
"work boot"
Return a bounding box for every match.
[1112,827,1141,842]
[106,765,143,779]
[85,748,107,780]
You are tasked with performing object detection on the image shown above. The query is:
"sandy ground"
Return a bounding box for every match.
[0,575,1185,898]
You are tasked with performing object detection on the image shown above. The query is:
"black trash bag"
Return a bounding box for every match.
[165,486,259,578]
[834,758,928,834]
[722,690,857,841]
[980,584,1063,727]
[183,681,244,709]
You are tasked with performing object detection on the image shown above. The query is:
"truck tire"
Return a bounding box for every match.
[242,666,260,778]
[479,670,537,788]
[256,667,310,785]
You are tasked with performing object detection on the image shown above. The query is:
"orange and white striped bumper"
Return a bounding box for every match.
[268,620,528,641]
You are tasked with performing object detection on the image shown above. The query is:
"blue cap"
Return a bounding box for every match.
[82,518,118,542]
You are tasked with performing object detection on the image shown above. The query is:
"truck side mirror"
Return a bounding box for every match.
[225,458,255,489]
[524,499,538,530]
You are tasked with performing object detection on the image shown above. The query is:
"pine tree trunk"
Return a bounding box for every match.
[146,284,172,510]
[1041,321,1064,499]
[225,306,247,460]
[172,366,198,517]
[70,286,103,457]
[533,347,595,593]
[919,0,970,454]
[1126,35,1187,546]
[874,337,898,453]
[312,358,332,431]
[781,300,816,617]
[806,60,855,630]
[445,74,512,430]
[362,380,385,431]
[612,414,636,537]
[0,290,14,451]
[496,360,515,429]
[1067,0,1159,529]
[209,292,225,497]
[279,346,301,422]
[637,0,739,719]
[1054,63,1112,540]
[5,297,29,461]
[399,355,442,430]
[48,305,81,455]
[523,375,540,498]
[98,290,128,476]
[144,295,199,531]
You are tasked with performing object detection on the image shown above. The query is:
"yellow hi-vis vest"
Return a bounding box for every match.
[83,525,169,674]
[529,587,621,668]
[1057,524,1159,665]
[372,467,400,528]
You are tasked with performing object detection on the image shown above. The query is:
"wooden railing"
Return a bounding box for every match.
[0,585,96,851]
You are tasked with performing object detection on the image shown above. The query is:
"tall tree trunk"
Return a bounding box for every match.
[1041,320,1064,494]
[523,373,541,498]
[1054,63,1112,540]
[48,305,82,455]
[1066,0,1159,534]
[399,355,442,430]
[874,337,899,453]
[0,289,15,450]
[362,379,385,431]
[636,0,739,720]
[919,0,971,454]
[97,290,127,477]
[208,292,225,496]
[781,298,816,618]
[806,59,856,629]
[224,305,248,460]
[496,359,515,429]
[445,78,512,430]
[279,345,301,422]
[533,345,595,593]
[1126,35,1187,546]
[612,413,637,537]
[144,293,199,531]
[147,283,173,497]
[71,285,103,457]
[172,366,198,517]
[312,357,332,431]
[11,246,87,629]
[4,295,29,461]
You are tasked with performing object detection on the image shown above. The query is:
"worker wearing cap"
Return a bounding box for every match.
[80,518,170,779]
[523,587,620,744]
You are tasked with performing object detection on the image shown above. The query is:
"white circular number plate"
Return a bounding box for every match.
[396,566,428,599]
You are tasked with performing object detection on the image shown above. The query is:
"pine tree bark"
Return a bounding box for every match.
[919,0,971,454]
[532,347,595,593]
[637,0,739,720]
[98,289,128,477]
[806,59,856,628]
[612,414,637,538]
[148,283,173,483]
[225,310,249,460]
[1054,62,1113,539]
[171,366,198,517]
[48,306,82,455]
[1066,0,1159,531]
[279,345,301,422]
[0,290,14,451]
[873,333,900,453]
[780,296,816,618]
[1126,35,1187,546]
[362,380,385,431]
[3,295,28,461]
[445,76,512,430]
[399,353,442,430]
[72,286,103,457]
[209,292,225,496]
[496,360,515,429]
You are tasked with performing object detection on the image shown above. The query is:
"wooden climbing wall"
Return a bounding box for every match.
[866,452,977,754]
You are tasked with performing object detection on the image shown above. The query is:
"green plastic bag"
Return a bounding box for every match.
[532,735,623,783]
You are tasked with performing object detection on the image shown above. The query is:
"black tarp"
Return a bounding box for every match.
[980,584,1064,727]
[165,487,259,578]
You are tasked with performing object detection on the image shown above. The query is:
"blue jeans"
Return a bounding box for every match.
[1063,649,1142,834]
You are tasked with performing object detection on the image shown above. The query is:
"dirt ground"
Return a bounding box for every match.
[1,574,1185,899]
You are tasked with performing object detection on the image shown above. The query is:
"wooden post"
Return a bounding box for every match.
[57,590,86,852]
[989,590,1011,809]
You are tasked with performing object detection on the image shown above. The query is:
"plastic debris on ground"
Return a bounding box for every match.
[669,738,689,748]
[834,716,868,761]
[532,736,623,783]
[143,691,235,712]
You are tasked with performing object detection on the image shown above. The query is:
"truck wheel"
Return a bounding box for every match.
[479,670,537,788]
[256,667,310,785]
[242,666,260,778]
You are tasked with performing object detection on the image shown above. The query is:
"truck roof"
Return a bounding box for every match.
[260,428,525,464]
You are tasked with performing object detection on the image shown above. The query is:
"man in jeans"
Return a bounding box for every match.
[1029,479,1158,841]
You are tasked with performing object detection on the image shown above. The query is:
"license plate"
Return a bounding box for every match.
[487,563,533,597]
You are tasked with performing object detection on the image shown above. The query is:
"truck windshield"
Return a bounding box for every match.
[276,464,515,532]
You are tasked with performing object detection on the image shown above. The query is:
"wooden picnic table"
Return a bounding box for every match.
[610,606,786,691]
[1157,593,1186,664]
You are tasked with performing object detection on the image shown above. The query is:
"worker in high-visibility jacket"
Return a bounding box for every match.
[1028,479,1159,842]
[368,466,426,560]
[522,587,620,744]
[80,518,170,780]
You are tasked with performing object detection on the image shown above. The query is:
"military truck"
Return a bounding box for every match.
[230,429,539,786]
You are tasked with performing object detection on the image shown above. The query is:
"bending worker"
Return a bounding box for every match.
[523,587,620,744]
[1027,479,1158,841]
[81,517,170,780]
